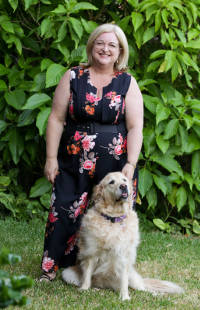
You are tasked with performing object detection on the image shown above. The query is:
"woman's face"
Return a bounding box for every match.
[91,32,120,68]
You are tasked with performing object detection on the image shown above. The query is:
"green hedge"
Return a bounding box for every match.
[0,0,200,234]
[0,248,33,308]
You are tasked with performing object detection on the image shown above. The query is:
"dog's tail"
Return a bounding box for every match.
[129,269,184,295]
[143,278,184,294]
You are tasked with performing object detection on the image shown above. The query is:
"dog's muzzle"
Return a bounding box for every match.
[119,184,129,199]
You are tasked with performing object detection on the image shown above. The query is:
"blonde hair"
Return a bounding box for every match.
[85,23,129,71]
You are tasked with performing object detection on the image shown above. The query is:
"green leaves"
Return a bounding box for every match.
[153,174,171,196]
[143,27,155,44]
[163,119,179,139]
[176,186,187,212]
[71,2,98,13]
[138,168,153,198]
[153,218,171,233]
[69,17,83,39]
[156,135,169,154]
[29,177,52,198]
[0,248,33,308]
[131,12,144,32]
[0,64,9,76]
[81,18,98,34]
[191,151,200,179]
[151,153,183,177]
[36,107,51,135]
[5,90,26,110]
[156,103,171,125]
[8,0,19,11]
[8,128,24,164]
[0,121,8,134]
[23,94,51,110]
[46,64,66,88]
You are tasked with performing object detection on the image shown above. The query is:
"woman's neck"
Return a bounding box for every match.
[90,63,115,76]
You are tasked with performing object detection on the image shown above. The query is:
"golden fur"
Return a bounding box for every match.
[62,172,184,300]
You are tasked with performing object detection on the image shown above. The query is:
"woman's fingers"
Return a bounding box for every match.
[122,163,134,180]
[44,158,59,184]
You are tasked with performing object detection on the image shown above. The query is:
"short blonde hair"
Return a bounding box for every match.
[85,23,129,71]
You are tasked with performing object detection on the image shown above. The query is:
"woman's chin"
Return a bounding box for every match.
[95,58,114,67]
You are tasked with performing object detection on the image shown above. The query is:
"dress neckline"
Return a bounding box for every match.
[87,68,117,92]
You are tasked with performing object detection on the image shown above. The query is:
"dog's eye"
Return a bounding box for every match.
[123,178,127,182]
[109,180,115,185]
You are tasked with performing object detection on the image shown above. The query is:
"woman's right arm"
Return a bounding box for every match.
[44,69,71,184]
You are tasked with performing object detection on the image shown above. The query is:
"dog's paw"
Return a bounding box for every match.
[121,294,130,301]
[62,267,80,286]
[120,291,130,301]
[79,284,90,290]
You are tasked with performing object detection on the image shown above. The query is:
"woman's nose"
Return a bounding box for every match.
[102,44,109,51]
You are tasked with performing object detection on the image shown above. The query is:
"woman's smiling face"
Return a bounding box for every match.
[92,32,120,68]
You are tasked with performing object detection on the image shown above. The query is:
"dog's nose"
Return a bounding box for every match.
[119,184,128,192]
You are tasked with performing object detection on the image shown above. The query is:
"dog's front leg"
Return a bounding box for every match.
[120,265,130,301]
[80,258,95,290]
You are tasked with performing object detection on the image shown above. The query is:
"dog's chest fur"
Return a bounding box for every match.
[78,208,140,282]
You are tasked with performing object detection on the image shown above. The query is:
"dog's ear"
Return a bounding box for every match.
[92,183,103,202]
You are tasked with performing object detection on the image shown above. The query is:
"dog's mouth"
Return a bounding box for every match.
[116,193,129,202]
[116,185,129,201]
[120,192,129,199]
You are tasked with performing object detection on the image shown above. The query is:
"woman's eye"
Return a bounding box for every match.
[109,180,115,184]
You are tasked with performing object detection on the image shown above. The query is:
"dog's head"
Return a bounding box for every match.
[92,172,133,216]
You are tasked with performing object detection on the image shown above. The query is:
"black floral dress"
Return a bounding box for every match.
[41,66,138,273]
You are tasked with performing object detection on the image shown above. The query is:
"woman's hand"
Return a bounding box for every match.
[44,157,59,184]
[122,163,135,180]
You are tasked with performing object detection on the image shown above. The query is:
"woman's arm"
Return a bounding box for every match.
[44,69,71,184]
[122,76,144,180]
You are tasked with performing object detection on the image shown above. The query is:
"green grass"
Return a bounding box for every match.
[0,217,199,310]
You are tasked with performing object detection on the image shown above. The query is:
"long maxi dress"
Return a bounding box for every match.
[41,66,138,273]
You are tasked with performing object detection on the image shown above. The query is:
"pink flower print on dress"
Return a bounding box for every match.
[80,192,88,205]
[104,91,121,111]
[114,145,123,155]
[74,131,82,141]
[42,256,55,272]
[86,92,101,104]
[105,91,112,97]
[79,135,97,177]
[48,206,58,223]
[67,192,88,222]
[82,135,95,152]
[83,160,93,170]
[65,233,77,254]
[107,133,127,160]
[69,104,74,115]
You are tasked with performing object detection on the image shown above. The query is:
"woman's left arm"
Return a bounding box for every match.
[122,76,144,180]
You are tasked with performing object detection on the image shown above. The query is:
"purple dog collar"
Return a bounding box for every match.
[100,213,127,223]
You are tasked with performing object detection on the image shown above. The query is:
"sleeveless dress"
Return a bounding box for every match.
[41,66,138,273]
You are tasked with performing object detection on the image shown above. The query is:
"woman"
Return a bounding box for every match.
[40,23,143,281]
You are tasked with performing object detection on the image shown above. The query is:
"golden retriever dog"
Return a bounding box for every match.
[62,172,184,300]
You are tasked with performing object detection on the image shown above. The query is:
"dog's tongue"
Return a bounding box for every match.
[121,192,128,198]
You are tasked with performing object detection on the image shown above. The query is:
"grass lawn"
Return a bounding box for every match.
[0,216,199,310]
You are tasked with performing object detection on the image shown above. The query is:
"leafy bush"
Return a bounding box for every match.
[0,0,199,232]
[0,248,33,308]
